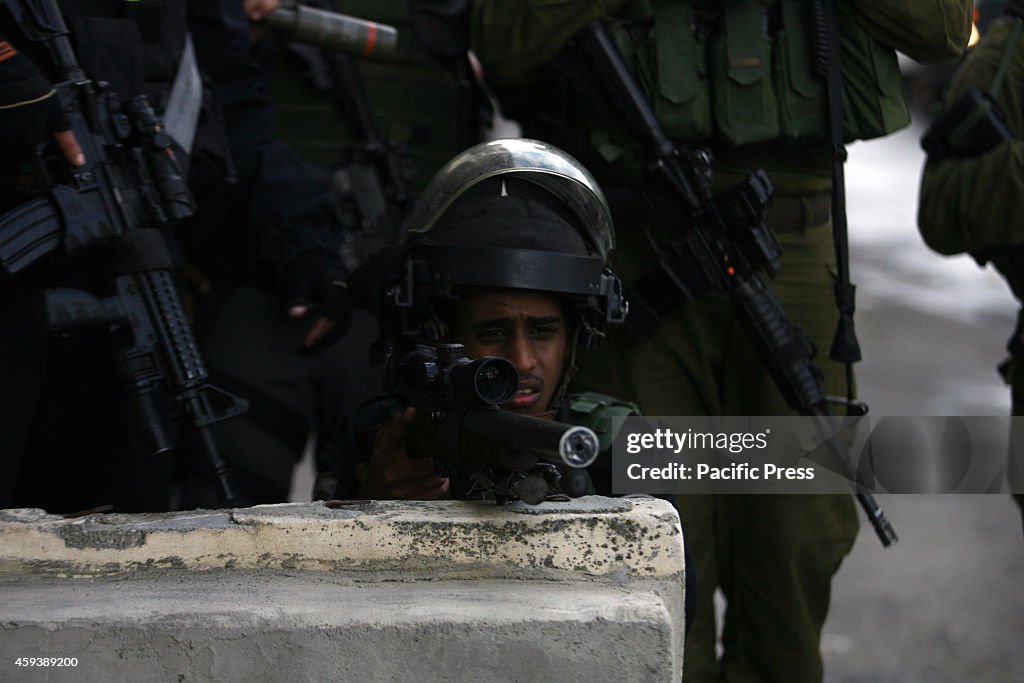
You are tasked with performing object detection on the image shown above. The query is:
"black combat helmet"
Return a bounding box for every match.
[351,138,627,349]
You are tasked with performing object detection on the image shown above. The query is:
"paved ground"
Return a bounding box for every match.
[823,494,1023,683]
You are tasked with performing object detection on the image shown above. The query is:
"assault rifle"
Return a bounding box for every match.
[282,37,413,273]
[323,49,413,273]
[384,343,600,504]
[922,87,1015,161]
[576,20,897,546]
[0,0,246,502]
[268,0,409,270]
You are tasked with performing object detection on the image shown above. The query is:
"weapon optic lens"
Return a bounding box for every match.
[468,357,519,405]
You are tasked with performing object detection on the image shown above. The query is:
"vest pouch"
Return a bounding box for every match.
[647,2,713,142]
[64,14,146,101]
[272,0,473,188]
[838,2,911,142]
[709,3,778,146]
[772,0,826,142]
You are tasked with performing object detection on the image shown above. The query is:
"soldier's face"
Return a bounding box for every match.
[452,291,568,417]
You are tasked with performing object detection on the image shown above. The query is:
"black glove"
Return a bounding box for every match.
[279,248,353,354]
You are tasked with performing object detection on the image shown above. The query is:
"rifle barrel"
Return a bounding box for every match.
[460,406,599,469]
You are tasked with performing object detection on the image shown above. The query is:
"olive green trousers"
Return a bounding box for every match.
[577,215,858,683]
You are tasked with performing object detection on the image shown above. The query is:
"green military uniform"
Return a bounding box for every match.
[471,1,971,680]
[918,15,1024,527]
[272,0,479,190]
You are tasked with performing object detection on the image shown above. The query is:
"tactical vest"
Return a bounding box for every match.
[607,0,910,149]
[271,0,478,191]
[565,391,641,453]
[563,391,641,496]
[51,0,230,185]
[54,0,186,106]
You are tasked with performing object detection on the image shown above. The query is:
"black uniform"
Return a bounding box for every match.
[0,0,347,512]
[172,1,359,509]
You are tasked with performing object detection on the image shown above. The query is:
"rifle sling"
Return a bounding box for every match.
[163,33,201,154]
[819,0,862,370]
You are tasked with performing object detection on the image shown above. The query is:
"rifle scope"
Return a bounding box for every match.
[385,344,520,407]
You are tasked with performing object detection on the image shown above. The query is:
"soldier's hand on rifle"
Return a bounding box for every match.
[244,0,280,22]
[51,129,84,167]
[0,37,84,167]
[280,248,354,354]
[355,407,451,500]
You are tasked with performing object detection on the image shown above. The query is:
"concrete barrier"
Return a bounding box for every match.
[0,497,685,682]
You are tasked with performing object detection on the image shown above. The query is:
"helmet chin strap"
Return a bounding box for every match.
[552,320,584,411]
[422,309,448,343]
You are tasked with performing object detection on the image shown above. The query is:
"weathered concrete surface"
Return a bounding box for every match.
[0,573,672,683]
[0,497,685,682]
[0,498,681,580]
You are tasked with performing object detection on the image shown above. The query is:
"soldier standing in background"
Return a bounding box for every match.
[0,0,354,512]
[918,0,1024,530]
[0,0,239,512]
[470,1,971,680]
[262,0,491,501]
[173,0,357,508]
